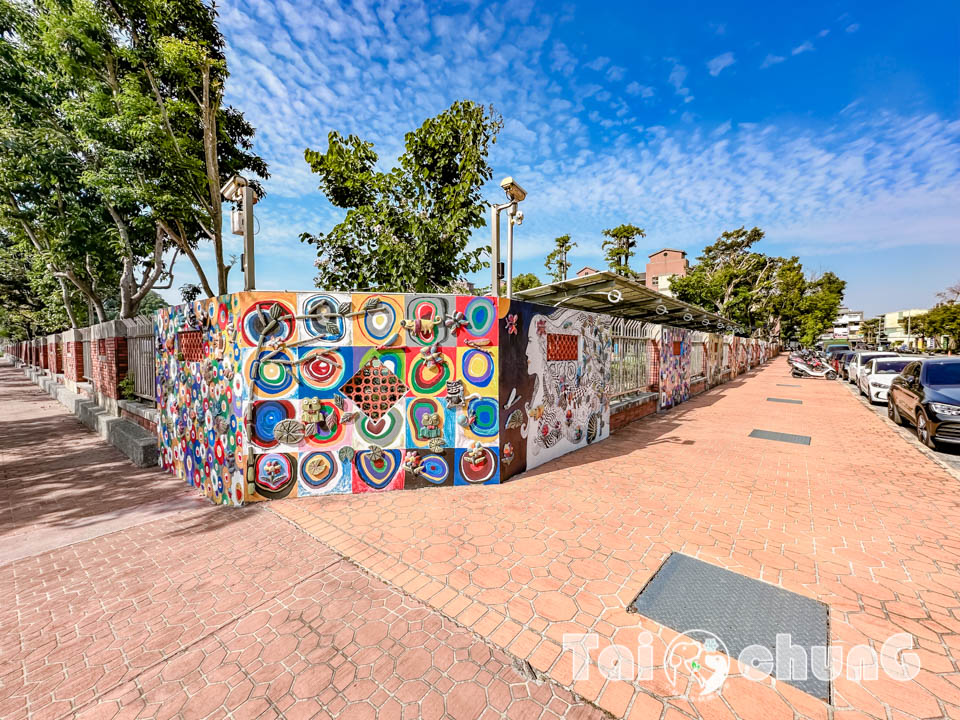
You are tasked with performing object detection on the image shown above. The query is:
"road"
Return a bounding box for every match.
[840,375,960,478]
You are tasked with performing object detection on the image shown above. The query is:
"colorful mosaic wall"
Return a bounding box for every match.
[497,300,613,483]
[156,292,503,505]
[659,326,692,410]
[155,291,774,505]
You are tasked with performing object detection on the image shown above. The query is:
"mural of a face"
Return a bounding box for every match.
[523,308,611,468]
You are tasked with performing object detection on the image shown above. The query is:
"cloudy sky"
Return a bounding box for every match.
[169,0,960,317]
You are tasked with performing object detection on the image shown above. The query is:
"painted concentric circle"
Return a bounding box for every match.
[355,449,401,489]
[240,300,295,346]
[467,398,498,438]
[299,348,347,392]
[461,349,493,387]
[419,455,450,485]
[357,296,400,344]
[355,407,402,446]
[302,402,344,446]
[463,297,495,337]
[459,447,498,484]
[405,297,445,345]
[407,398,443,444]
[253,452,296,498]
[301,294,345,341]
[300,451,339,489]
[244,350,296,398]
[409,354,451,396]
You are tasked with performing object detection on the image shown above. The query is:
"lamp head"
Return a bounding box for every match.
[500,176,526,202]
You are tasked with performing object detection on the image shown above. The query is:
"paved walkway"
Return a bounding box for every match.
[274,359,960,720]
[0,366,602,720]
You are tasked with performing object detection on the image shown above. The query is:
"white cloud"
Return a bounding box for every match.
[846,23,860,33]
[761,54,786,68]
[706,52,735,76]
[606,65,626,81]
[792,41,814,55]
[193,0,960,302]
[585,56,610,71]
[818,29,830,38]
[625,82,655,98]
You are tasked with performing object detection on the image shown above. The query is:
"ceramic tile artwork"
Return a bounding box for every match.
[156,290,773,505]
[496,300,613,483]
[156,291,504,504]
[659,325,691,410]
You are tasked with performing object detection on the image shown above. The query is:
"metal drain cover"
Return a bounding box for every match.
[776,383,801,387]
[749,429,811,445]
[631,553,830,699]
[767,397,802,404]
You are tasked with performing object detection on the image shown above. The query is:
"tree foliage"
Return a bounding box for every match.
[601,224,645,276]
[670,226,846,343]
[302,101,502,292]
[0,0,266,334]
[910,304,960,351]
[544,234,576,282]
[511,273,542,292]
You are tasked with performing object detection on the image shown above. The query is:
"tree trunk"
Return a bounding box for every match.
[201,64,226,295]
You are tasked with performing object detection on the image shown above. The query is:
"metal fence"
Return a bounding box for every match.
[610,318,653,398]
[126,316,156,402]
[81,336,93,383]
[690,342,705,378]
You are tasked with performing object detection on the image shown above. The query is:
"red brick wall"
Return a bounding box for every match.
[121,408,157,433]
[91,336,128,400]
[38,341,48,370]
[48,341,63,374]
[64,342,83,383]
[611,395,658,431]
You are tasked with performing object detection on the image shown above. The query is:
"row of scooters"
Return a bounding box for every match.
[788,349,838,379]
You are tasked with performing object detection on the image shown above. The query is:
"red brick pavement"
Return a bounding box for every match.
[0,364,603,720]
[274,358,960,720]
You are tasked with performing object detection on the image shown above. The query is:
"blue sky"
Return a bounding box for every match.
[169,0,960,317]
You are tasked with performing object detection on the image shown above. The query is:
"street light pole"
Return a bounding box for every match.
[489,177,526,298]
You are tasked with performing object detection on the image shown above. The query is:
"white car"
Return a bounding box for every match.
[848,351,899,385]
[858,357,912,403]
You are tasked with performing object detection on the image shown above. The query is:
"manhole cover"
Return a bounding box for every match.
[767,397,802,404]
[749,429,810,445]
[340,358,408,421]
[631,553,830,700]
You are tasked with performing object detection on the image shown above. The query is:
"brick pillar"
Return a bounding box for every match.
[47,334,63,375]
[62,328,84,390]
[38,339,48,370]
[647,339,660,391]
[90,320,128,416]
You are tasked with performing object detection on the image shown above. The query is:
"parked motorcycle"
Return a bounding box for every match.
[790,357,837,379]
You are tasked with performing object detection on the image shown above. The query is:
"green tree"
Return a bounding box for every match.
[544,234,576,282]
[798,272,846,346]
[0,0,267,319]
[302,101,502,292]
[601,224,645,276]
[860,317,881,345]
[912,305,960,350]
[511,273,542,292]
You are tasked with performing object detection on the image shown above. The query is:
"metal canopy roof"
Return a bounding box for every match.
[513,270,748,335]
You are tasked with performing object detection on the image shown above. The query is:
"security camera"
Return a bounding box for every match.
[221,174,247,201]
[513,209,524,225]
[500,176,527,202]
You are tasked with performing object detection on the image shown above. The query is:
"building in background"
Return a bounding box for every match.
[645,249,689,297]
[881,308,929,349]
[821,307,864,344]
[575,266,602,278]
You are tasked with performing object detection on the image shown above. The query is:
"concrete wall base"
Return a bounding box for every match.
[19,365,158,468]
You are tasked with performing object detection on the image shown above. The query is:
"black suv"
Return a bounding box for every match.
[888,358,960,448]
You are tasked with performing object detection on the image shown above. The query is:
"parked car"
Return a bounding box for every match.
[858,357,911,403]
[848,351,900,385]
[888,358,960,448]
[839,351,858,380]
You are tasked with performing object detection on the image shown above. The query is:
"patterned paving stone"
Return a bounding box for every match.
[274,358,960,720]
[0,364,605,720]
